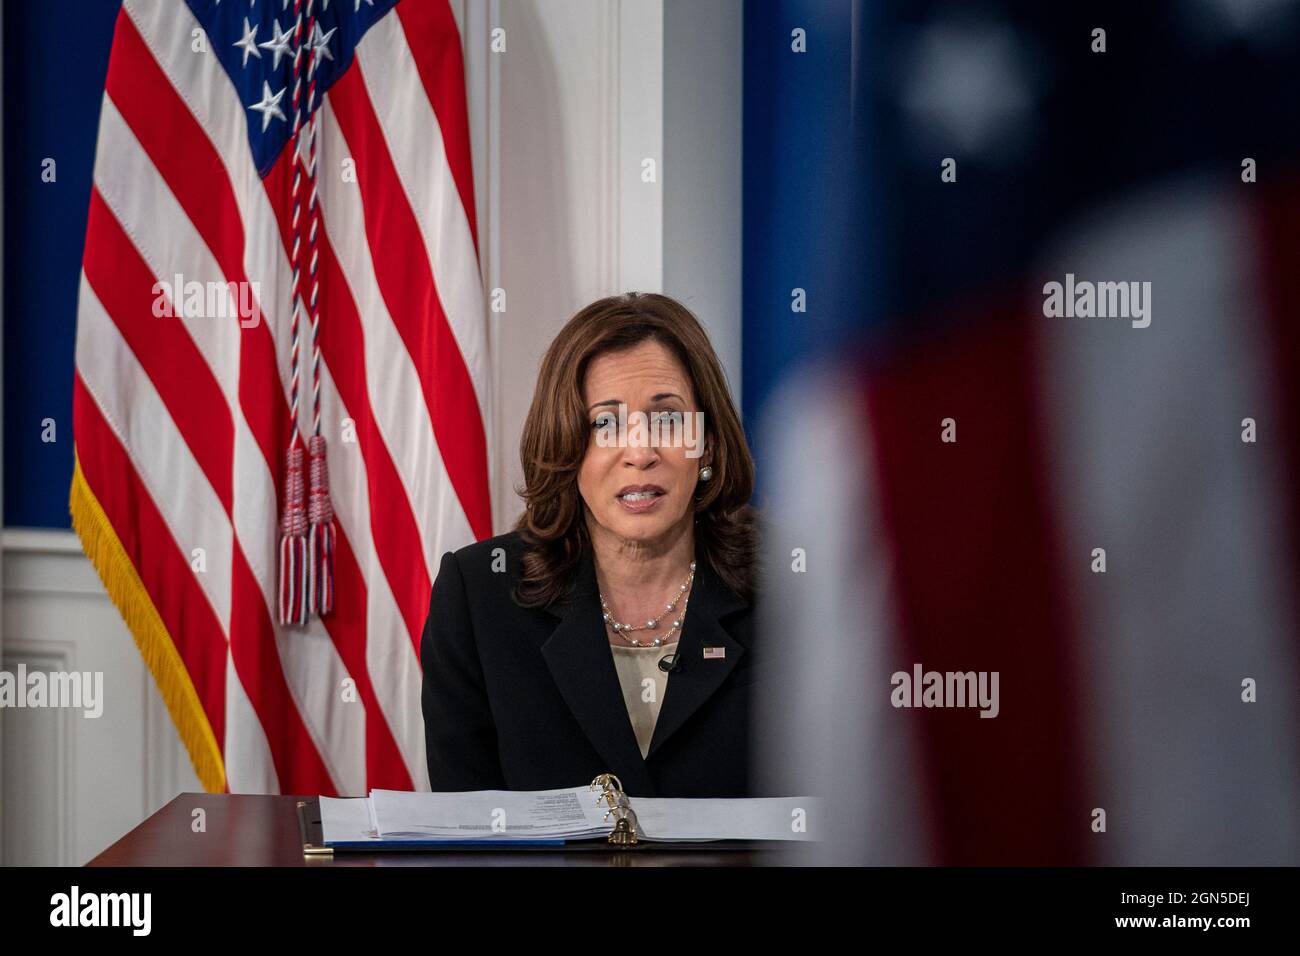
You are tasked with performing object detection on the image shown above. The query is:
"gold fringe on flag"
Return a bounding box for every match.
[68,453,226,793]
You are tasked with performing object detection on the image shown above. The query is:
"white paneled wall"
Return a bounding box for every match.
[0,0,742,865]
[1,531,201,865]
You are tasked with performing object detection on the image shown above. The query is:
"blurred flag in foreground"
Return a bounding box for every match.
[754,0,1300,864]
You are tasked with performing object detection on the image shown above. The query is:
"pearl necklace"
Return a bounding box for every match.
[600,561,696,647]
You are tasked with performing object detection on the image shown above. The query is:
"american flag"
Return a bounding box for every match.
[754,0,1300,864]
[70,0,490,795]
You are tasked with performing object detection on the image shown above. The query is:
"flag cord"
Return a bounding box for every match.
[304,1,336,618]
[279,0,335,625]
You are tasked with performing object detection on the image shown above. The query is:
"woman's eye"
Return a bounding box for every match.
[655,410,684,424]
[591,415,615,429]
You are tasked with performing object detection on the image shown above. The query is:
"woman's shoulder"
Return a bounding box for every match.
[443,530,527,595]
[449,528,525,564]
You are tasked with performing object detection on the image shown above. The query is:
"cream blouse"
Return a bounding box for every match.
[610,640,680,758]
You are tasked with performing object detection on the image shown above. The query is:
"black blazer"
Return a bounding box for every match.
[420,529,759,797]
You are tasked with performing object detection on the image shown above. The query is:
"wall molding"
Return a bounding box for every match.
[1,641,73,866]
[454,0,506,532]
[598,0,620,292]
[2,534,198,864]
[2,529,102,596]
[3,527,82,554]
[617,0,664,293]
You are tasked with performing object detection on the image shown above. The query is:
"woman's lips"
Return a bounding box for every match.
[616,490,665,513]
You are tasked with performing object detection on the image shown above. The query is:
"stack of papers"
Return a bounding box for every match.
[318,785,822,846]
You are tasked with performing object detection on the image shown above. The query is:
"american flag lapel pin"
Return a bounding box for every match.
[702,646,726,660]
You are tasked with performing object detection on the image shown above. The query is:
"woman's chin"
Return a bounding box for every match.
[610,517,665,541]
[604,510,692,544]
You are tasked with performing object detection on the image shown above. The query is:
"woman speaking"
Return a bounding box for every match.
[420,292,762,797]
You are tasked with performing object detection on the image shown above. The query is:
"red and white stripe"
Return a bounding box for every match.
[73,0,489,794]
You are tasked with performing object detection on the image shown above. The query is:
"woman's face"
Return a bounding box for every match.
[578,340,708,547]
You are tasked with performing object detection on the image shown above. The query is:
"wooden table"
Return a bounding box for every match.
[87,793,774,866]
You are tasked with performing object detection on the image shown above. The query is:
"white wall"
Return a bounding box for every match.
[0,531,200,865]
[0,0,743,865]
[663,0,744,402]
[484,0,743,533]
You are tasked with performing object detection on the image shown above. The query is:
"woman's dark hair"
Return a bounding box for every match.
[511,292,760,608]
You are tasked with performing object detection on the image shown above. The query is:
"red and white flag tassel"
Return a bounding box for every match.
[307,434,335,616]
[278,444,310,625]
